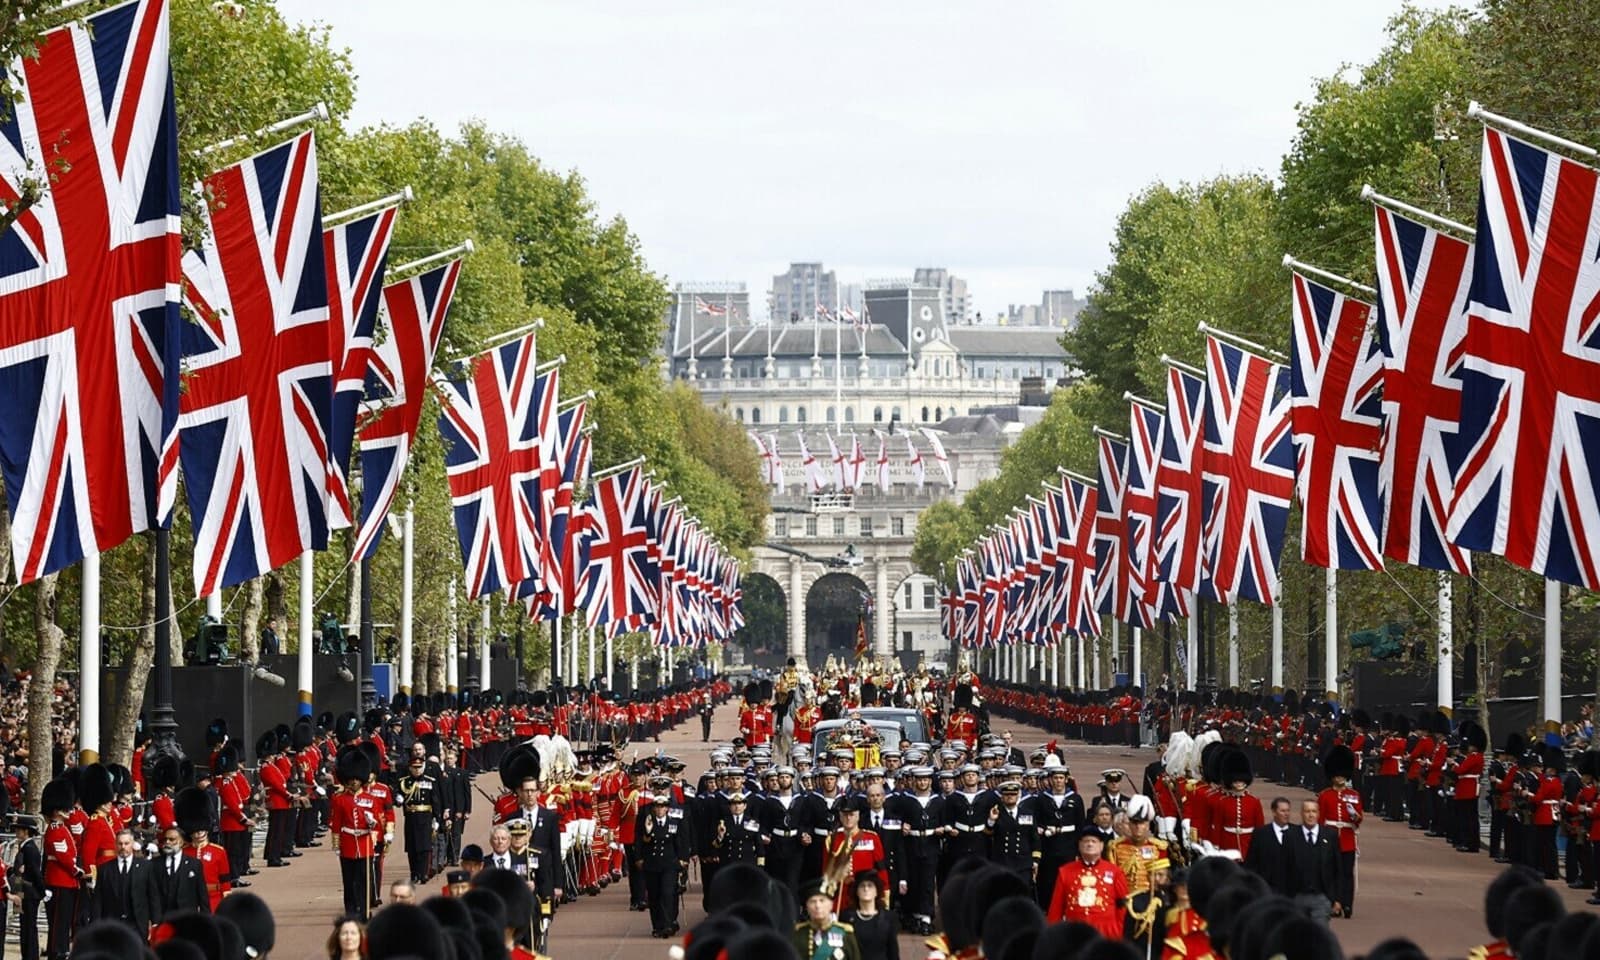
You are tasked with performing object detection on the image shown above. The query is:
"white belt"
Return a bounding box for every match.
[954,823,982,833]
[812,828,830,836]
[1458,774,1479,780]
[905,829,938,837]
[1222,826,1252,834]
[772,829,798,837]
[1326,821,1354,829]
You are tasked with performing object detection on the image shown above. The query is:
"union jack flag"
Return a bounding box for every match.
[1200,336,1294,605]
[1372,203,1472,573]
[1156,365,1206,594]
[1094,433,1135,623]
[1058,473,1101,638]
[436,332,542,598]
[179,131,331,594]
[353,258,462,560]
[522,398,588,619]
[1288,272,1386,570]
[1044,486,1072,639]
[577,466,657,627]
[1126,402,1188,624]
[323,205,398,530]
[0,0,180,583]
[527,367,562,598]
[1449,124,1600,587]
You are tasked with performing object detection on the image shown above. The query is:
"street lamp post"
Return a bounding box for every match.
[359,554,377,710]
[142,528,187,786]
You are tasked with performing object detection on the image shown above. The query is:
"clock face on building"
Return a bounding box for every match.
[919,305,933,322]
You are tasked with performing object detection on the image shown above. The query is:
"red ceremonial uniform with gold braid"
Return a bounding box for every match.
[186,840,231,911]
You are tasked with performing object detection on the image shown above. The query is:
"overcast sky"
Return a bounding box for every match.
[276,1,1444,320]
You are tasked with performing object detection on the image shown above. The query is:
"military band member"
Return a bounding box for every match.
[330,745,377,921]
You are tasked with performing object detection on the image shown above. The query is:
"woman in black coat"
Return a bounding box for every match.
[839,870,899,960]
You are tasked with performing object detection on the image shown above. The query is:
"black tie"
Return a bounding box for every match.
[1305,828,1314,844]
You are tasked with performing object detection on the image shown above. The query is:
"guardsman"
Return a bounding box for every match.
[293,718,321,850]
[636,792,691,939]
[215,744,252,884]
[1106,796,1168,896]
[793,876,863,960]
[1046,830,1129,939]
[357,740,395,903]
[257,732,292,868]
[1317,745,1362,920]
[177,787,231,912]
[398,754,437,884]
[793,695,821,747]
[987,778,1036,881]
[77,765,119,898]
[1489,735,1523,863]
[41,779,81,960]
[1208,749,1262,860]
[1377,715,1409,822]
[822,798,887,914]
[330,745,377,920]
[1531,746,1565,880]
[1453,721,1487,854]
[945,685,979,750]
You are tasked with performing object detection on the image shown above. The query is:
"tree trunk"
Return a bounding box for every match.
[345,559,359,649]
[168,548,184,668]
[106,537,158,768]
[26,573,64,813]
[241,575,264,663]
[266,569,287,650]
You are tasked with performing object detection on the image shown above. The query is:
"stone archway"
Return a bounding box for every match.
[806,572,872,667]
[732,572,786,659]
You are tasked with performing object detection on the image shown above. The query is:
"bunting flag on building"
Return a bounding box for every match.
[766,432,785,492]
[827,433,847,491]
[797,432,826,493]
[0,0,183,584]
[1371,202,1472,574]
[353,257,463,560]
[1449,122,1600,588]
[1200,335,1294,605]
[1287,271,1386,570]
[874,433,890,489]
[178,131,332,594]
[920,427,955,487]
[323,204,398,530]
[906,436,925,491]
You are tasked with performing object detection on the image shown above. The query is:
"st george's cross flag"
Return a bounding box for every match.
[906,435,925,491]
[1371,202,1472,574]
[0,0,181,584]
[797,432,826,493]
[766,432,785,492]
[435,332,543,598]
[1449,122,1600,588]
[920,427,955,487]
[1200,336,1294,605]
[353,258,463,560]
[322,204,398,530]
[1288,271,1386,570]
[178,131,332,595]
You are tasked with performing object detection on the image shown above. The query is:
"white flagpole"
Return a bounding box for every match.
[571,619,580,685]
[1111,618,1120,684]
[447,581,459,693]
[553,617,563,687]
[1325,568,1338,699]
[1131,626,1141,689]
[399,501,415,694]
[1271,591,1283,691]
[834,310,842,429]
[479,598,491,692]
[588,623,596,690]
[1228,602,1240,687]
[1437,571,1453,715]
[1077,633,1086,688]
[79,550,100,763]
[206,592,223,620]
[1092,632,1102,689]
[1544,578,1561,737]
[605,626,614,691]
[1185,615,1199,691]
[298,551,314,714]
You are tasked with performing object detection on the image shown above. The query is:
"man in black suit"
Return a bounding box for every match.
[1242,797,1295,895]
[153,827,211,915]
[1286,798,1343,924]
[511,778,565,904]
[95,830,158,934]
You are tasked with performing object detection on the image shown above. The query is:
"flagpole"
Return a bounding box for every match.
[79,550,100,764]
[571,615,580,688]
[447,581,459,694]
[1325,568,1338,700]
[553,616,563,687]
[605,624,614,692]
[399,501,415,695]
[1092,629,1101,689]
[297,551,314,716]
[1131,625,1141,690]
[1185,615,1199,692]
[1271,588,1283,692]
[1360,185,1475,237]
[1196,322,1288,363]
[1159,354,1205,378]
[387,239,475,281]
[1110,619,1120,686]
[834,310,842,430]
[1077,632,1086,689]
[1468,101,1599,158]
[1228,602,1240,687]
[1282,254,1377,297]
[324,186,414,228]
[479,597,492,693]
[593,456,647,481]
[200,102,329,156]
[1437,571,1453,717]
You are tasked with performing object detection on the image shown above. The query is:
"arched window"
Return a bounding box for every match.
[892,406,902,422]
[920,406,929,422]
[935,408,944,422]
[826,406,836,424]
[873,406,884,423]
[844,407,855,423]
[797,407,808,423]
[735,407,745,422]
[750,407,761,424]
[779,406,790,423]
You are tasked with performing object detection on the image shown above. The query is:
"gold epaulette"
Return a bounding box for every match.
[923,934,950,955]
[836,922,854,933]
[1163,936,1188,956]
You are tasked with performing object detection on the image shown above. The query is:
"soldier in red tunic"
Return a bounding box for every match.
[1452,720,1488,854]
[945,684,979,750]
[330,744,378,920]
[1208,748,1262,860]
[41,778,83,960]
[1046,831,1129,938]
[1317,745,1362,919]
[176,786,231,912]
[822,799,887,914]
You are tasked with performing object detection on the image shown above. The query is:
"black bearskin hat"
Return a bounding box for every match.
[335,744,371,784]
[146,753,181,793]
[255,732,277,763]
[291,719,314,750]
[175,786,211,836]
[205,718,228,748]
[1219,747,1253,787]
[1459,720,1488,753]
[742,682,760,705]
[107,764,135,798]
[499,743,541,792]
[1542,743,1567,775]
[78,764,114,812]
[953,683,974,710]
[1393,714,1411,737]
[1322,745,1356,783]
[1500,732,1526,757]
[40,778,75,818]
[530,689,548,709]
[391,692,410,713]
[1484,866,1543,939]
[212,742,239,776]
[316,711,334,733]
[356,741,382,778]
[1200,741,1226,784]
[335,711,360,744]
[274,724,291,752]
[365,902,445,960]
[1578,751,1600,780]
[471,867,535,937]
[363,709,385,733]
[215,892,275,959]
